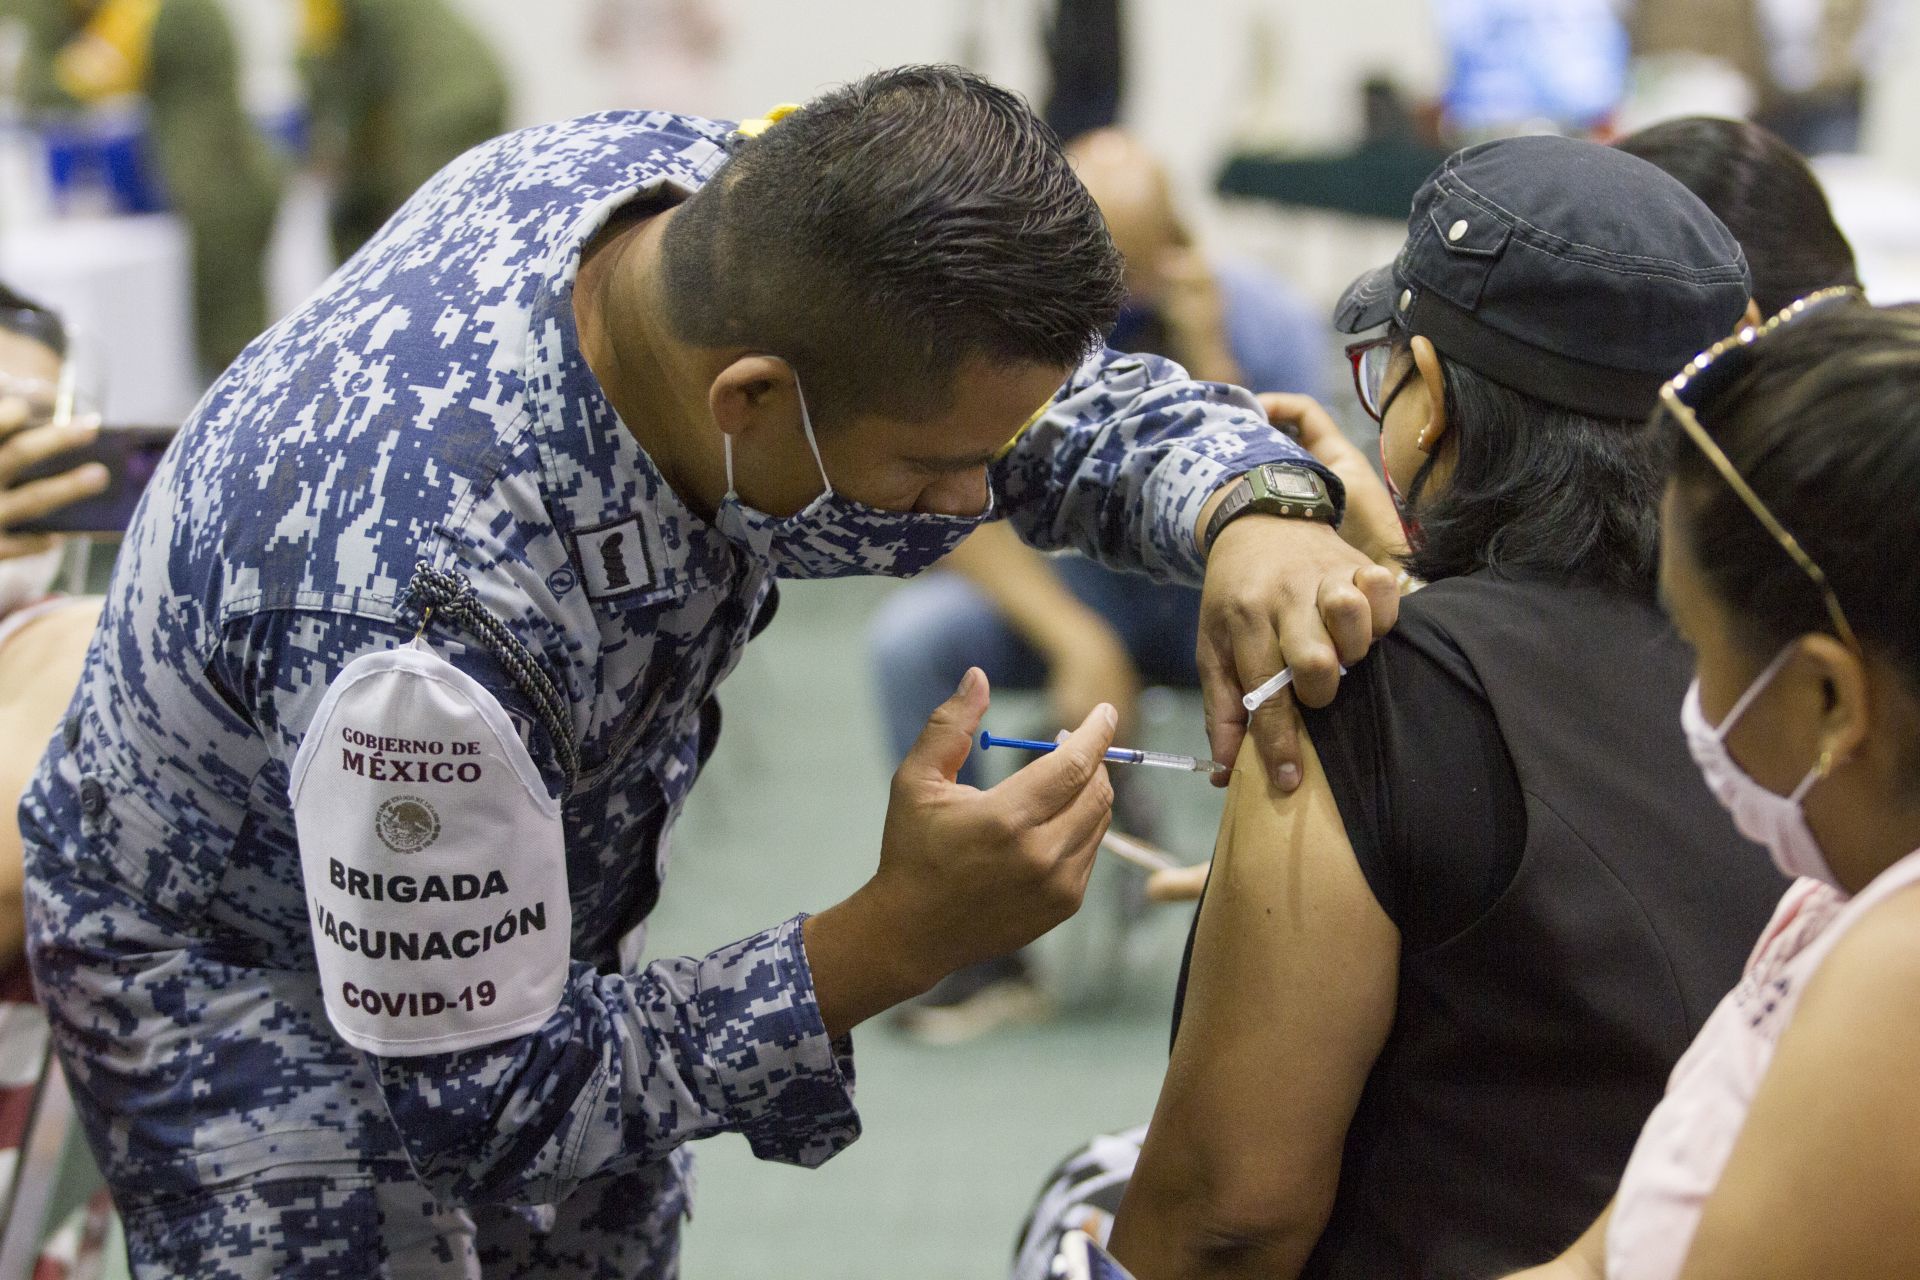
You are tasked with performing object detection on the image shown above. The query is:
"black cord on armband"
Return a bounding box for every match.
[405,562,581,790]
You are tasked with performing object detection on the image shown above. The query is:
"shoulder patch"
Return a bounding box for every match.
[574,515,656,600]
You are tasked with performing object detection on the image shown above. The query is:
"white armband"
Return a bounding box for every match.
[289,640,571,1057]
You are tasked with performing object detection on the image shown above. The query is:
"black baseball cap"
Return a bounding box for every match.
[1335,135,1751,420]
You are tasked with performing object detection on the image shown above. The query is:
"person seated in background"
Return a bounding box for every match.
[868,127,1329,1044]
[1626,0,1886,156]
[4,0,283,374]
[1506,295,1920,1280]
[1086,136,1788,1280]
[0,287,105,989]
[1618,116,1863,316]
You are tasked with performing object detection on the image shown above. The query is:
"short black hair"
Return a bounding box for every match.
[1617,117,1861,318]
[1398,325,1661,593]
[1667,300,1920,691]
[659,65,1124,427]
[0,284,65,355]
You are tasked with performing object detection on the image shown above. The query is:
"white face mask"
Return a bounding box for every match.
[1681,643,1840,888]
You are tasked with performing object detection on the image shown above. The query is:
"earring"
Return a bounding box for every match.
[1814,744,1840,778]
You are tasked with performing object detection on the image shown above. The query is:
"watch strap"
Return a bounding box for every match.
[1204,463,1337,554]
[1203,480,1257,552]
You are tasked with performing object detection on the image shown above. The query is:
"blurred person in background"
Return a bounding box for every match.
[587,0,729,120]
[300,0,509,261]
[1618,115,1862,315]
[870,126,1330,1043]
[1432,0,1628,137]
[1,0,282,374]
[1504,296,1920,1280]
[0,287,103,989]
[22,67,1397,1276]
[1040,0,1124,144]
[1628,0,1892,155]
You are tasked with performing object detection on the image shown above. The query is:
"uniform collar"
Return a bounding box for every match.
[524,145,737,607]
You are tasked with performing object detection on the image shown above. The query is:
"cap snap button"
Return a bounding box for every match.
[79,777,106,819]
[1398,288,1412,311]
[1448,219,1469,242]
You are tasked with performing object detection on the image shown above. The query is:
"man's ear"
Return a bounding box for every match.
[708,354,797,443]
[1739,299,1764,333]
[1409,335,1450,456]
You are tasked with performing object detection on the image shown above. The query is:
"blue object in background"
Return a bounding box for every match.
[43,111,165,214]
[1433,0,1628,132]
[40,106,305,217]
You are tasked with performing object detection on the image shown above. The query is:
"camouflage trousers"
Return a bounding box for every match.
[116,1150,692,1279]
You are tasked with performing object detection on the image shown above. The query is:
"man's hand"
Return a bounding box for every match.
[1196,513,1399,792]
[0,388,107,560]
[802,669,1117,1037]
[1259,393,1407,565]
[1156,247,1244,386]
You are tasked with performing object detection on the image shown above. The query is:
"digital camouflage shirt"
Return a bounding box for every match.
[21,110,1326,1255]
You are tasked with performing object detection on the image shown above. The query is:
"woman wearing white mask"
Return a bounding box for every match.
[0,288,105,986]
[1509,293,1920,1278]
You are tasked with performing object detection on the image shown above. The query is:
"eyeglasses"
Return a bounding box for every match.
[1346,336,1396,423]
[1659,286,1865,651]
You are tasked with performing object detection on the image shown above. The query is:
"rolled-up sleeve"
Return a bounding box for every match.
[992,347,1344,584]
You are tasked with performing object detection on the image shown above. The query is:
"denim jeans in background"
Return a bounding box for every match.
[868,553,1202,789]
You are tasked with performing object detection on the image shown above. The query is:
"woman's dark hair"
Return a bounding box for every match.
[1396,324,1663,592]
[1667,301,1920,689]
[1617,117,1861,317]
[661,65,1124,428]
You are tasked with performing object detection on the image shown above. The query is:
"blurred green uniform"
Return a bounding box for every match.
[3,0,284,375]
[301,0,509,260]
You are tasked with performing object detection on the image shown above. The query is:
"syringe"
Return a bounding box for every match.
[979,731,1228,776]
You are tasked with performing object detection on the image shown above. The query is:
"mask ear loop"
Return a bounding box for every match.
[1711,642,1803,741]
[721,362,833,501]
[786,368,833,497]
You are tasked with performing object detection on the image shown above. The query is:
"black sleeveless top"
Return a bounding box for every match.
[1172,571,1786,1279]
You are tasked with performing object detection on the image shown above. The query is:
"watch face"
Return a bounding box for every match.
[1264,466,1320,501]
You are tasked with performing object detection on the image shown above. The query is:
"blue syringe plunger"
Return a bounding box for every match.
[978,730,1227,775]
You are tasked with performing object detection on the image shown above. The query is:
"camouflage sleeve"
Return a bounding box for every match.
[990,347,1344,585]
[220,608,860,1206]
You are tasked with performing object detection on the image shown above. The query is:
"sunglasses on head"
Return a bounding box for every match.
[1659,286,1865,651]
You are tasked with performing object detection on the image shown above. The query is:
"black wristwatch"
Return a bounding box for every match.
[1203,462,1337,554]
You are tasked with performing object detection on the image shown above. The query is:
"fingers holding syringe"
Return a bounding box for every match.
[991,702,1118,828]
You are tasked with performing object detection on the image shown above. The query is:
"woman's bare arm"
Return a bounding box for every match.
[1108,723,1399,1279]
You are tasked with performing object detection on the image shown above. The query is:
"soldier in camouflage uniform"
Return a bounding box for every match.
[299,0,510,262]
[21,67,1397,1277]
[2,0,283,374]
